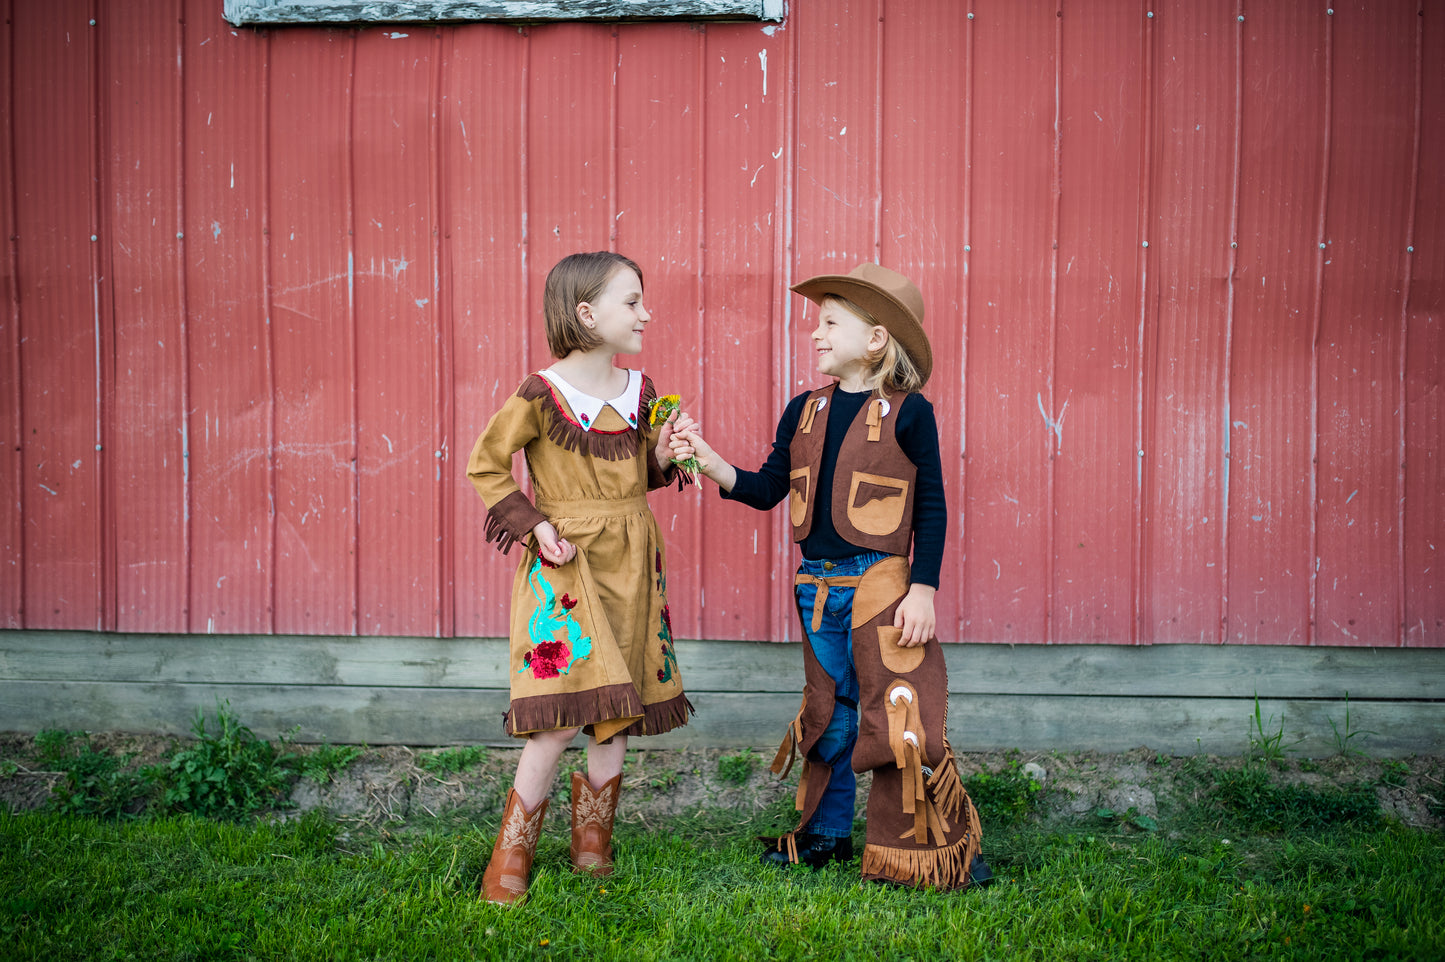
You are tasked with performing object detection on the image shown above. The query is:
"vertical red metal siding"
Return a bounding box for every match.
[183,0,272,635]
[0,0,1440,647]
[1406,4,1445,648]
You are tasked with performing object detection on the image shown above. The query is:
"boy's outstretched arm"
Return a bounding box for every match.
[670,415,738,492]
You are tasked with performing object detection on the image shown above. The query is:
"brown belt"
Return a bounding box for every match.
[794,571,862,632]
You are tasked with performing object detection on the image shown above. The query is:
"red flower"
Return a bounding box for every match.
[529,639,571,679]
[655,551,662,573]
[559,593,578,610]
[657,669,665,682]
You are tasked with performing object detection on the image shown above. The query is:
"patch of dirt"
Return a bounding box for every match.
[3,733,1441,835]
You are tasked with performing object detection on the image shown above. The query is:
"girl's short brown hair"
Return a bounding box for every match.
[543,252,645,359]
[822,295,926,397]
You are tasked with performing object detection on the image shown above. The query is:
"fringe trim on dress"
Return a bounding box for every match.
[504,683,645,737]
[518,375,644,463]
[618,691,695,737]
[484,490,547,556]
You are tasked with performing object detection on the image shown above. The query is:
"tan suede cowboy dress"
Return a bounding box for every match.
[467,371,693,743]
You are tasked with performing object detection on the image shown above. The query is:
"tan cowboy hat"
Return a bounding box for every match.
[790,262,932,387]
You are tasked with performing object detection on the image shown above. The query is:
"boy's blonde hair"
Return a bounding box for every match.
[543,251,644,359]
[823,295,925,397]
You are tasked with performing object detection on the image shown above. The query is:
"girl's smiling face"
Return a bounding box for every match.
[580,267,650,355]
[810,298,885,389]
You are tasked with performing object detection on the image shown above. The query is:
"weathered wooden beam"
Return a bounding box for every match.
[222,0,785,26]
[4,632,1442,700]
[4,632,1445,754]
[2,679,1440,756]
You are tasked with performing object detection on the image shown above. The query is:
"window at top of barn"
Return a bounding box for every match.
[223,0,785,26]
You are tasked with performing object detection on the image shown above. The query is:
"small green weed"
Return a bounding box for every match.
[963,755,1042,826]
[33,729,153,819]
[1247,693,1302,767]
[1378,759,1410,788]
[1327,691,1376,757]
[299,743,365,784]
[716,748,760,785]
[416,745,488,777]
[161,702,296,820]
[1094,805,1158,832]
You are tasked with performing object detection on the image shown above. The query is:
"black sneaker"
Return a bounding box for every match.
[968,853,995,888]
[760,832,854,869]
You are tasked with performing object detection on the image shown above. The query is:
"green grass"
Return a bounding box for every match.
[4,804,1442,961]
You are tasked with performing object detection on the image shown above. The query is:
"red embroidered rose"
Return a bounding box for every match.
[529,639,571,679]
[657,669,665,682]
[559,593,578,610]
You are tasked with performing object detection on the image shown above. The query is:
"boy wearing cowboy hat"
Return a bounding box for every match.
[672,263,989,891]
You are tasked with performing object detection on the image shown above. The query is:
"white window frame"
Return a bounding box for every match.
[224,0,785,25]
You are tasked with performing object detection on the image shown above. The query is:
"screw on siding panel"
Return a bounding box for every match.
[91,235,97,242]
[1232,242,1238,248]
[1147,11,1154,18]
[1407,246,1415,253]
[95,444,103,451]
[1238,15,1244,21]
[968,12,974,20]
[1142,241,1149,248]
[1320,242,1326,249]
[434,450,443,458]
[1327,8,1334,14]
[176,232,184,240]
[964,245,971,252]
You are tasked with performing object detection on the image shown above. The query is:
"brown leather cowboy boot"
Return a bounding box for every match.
[569,771,621,876]
[481,788,548,905]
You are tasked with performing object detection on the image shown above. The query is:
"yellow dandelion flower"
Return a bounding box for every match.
[648,394,682,426]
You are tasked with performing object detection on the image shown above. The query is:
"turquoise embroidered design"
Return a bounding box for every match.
[520,558,593,680]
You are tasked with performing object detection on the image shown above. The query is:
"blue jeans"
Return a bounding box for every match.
[794,550,890,838]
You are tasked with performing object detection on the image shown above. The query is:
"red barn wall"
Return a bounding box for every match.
[1,0,1441,647]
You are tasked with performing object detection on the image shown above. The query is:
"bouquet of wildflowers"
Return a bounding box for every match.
[646,394,701,477]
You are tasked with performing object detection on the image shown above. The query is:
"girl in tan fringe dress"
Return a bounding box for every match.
[467,252,693,905]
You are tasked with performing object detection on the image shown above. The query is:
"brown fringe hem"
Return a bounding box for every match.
[616,692,695,737]
[504,684,645,737]
[860,825,981,892]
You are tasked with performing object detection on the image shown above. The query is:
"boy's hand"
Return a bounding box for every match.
[532,521,576,565]
[670,415,738,489]
[893,584,936,647]
[669,414,702,462]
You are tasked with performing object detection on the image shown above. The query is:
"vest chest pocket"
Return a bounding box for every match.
[847,472,909,537]
[789,467,812,528]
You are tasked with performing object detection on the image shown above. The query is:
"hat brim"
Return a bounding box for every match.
[790,274,933,386]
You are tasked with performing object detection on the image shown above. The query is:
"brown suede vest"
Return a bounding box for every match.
[788,384,916,557]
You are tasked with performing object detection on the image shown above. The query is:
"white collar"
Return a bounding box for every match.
[537,368,642,432]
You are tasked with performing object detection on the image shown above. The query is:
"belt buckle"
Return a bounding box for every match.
[822,561,835,572]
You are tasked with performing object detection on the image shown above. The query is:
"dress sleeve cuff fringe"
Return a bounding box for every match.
[484,491,547,555]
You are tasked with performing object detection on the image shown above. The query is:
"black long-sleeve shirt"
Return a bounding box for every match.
[720,386,947,588]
